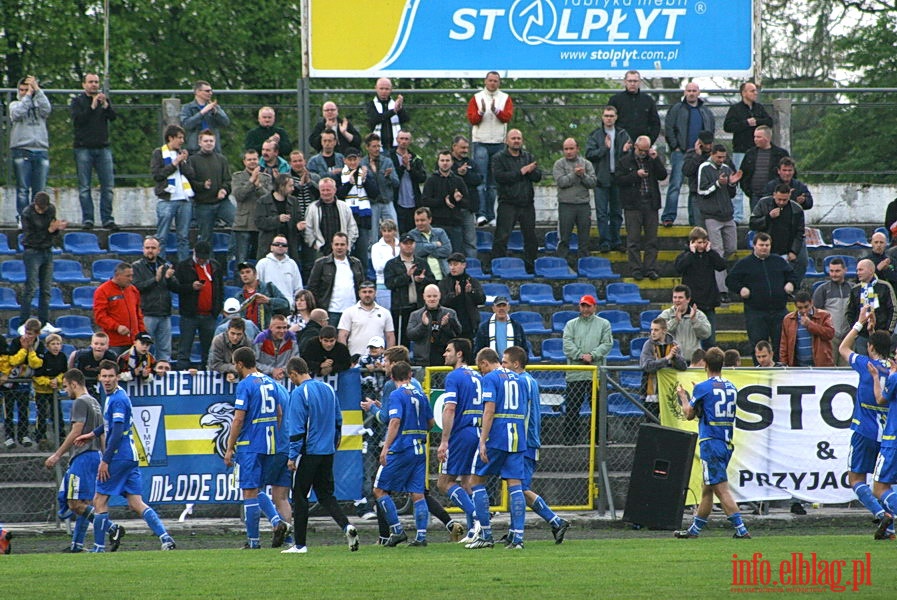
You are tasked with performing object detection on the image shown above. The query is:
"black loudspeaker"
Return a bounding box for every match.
[622,423,698,530]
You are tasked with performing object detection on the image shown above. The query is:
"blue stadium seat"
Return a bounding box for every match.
[530,370,566,392]
[0,233,16,255]
[32,287,71,310]
[479,311,491,325]
[71,286,98,309]
[618,370,643,390]
[18,233,61,254]
[577,257,620,280]
[875,226,889,239]
[91,259,121,282]
[189,340,203,364]
[1,260,27,283]
[510,311,551,335]
[552,310,578,332]
[519,283,561,306]
[224,285,242,299]
[823,255,858,278]
[639,309,662,331]
[476,230,493,253]
[608,392,644,417]
[53,259,90,284]
[108,232,144,255]
[171,315,181,338]
[746,230,756,249]
[0,288,19,309]
[7,317,23,337]
[606,339,630,363]
[562,283,599,305]
[598,310,639,334]
[491,257,533,280]
[482,283,518,305]
[540,338,566,362]
[804,258,825,279]
[605,283,650,305]
[629,337,648,360]
[543,231,578,253]
[56,315,95,339]
[466,257,491,280]
[63,232,103,255]
[212,232,231,254]
[507,231,524,252]
[61,344,77,363]
[534,257,577,280]
[832,227,871,248]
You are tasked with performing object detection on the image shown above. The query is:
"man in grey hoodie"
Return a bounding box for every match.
[10,75,51,218]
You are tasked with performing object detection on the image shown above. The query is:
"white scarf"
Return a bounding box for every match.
[372,97,401,147]
[162,144,194,199]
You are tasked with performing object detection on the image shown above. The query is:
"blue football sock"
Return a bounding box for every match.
[509,485,526,543]
[83,505,94,522]
[73,514,90,549]
[531,494,559,525]
[728,512,748,536]
[142,507,167,538]
[447,484,476,527]
[244,499,260,546]
[376,496,402,534]
[853,482,885,517]
[93,512,109,550]
[413,499,429,541]
[471,485,492,538]
[257,492,281,526]
[880,490,897,516]
[687,516,708,536]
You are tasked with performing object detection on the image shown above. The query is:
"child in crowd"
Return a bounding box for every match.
[359,336,387,401]
[4,318,45,449]
[32,333,67,449]
[118,332,156,382]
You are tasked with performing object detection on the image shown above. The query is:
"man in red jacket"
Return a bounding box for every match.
[93,262,145,355]
[779,290,835,367]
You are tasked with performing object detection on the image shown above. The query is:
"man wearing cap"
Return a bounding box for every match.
[337,281,396,357]
[234,261,290,332]
[338,146,379,270]
[93,261,146,356]
[474,295,530,355]
[562,295,613,444]
[307,232,365,327]
[175,240,225,369]
[214,297,261,340]
[20,190,66,329]
[384,234,436,346]
[132,235,178,362]
[421,150,471,256]
[117,332,156,382]
[209,317,254,382]
[256,234,303,303]
[439,253,486,341]
[407,285,461,366]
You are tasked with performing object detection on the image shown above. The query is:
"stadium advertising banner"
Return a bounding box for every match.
[307,0,753,78]
[118,370,364,505]
[658,369,858,505]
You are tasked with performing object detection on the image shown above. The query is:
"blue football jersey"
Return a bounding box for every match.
[386,383,433,455]
[519,371,542,450]
[482,368,527,453]
[444,366,483,430]
[103,386,138,462]
[234,371,282,454]
[849,353,889,442]
[880,371,897,449]
[691,376,737,443]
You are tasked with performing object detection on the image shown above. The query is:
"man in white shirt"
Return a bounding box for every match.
[337,281,396,356]
[256,234,303,303]
[467,71,513,226]
[307,232,364,327]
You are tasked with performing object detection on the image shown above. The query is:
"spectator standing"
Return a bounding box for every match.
[449,135,483,258]
[467,71,513,226]
[674,227,727,347]
[371,219,401,309]
[68,332,117,397]
[473,296,530,356]
[779,291,835,367]
[420,151,471,256]
[812,257,852,366]
[389,130,426,235]
[365,78,409,150]
[231,149,271,269]
[208,318,253,383]
[244,106,292,157]
[865,231,897,290]
[406,285,461,366]
[151,124,195,261]
[553,138,597,264]
[117,332,156,382]
[93,262,145,356]
[174,240,224,369]
[680,130,716,227]
[762,157,814,211]
[658,284,712,362]
[739,125,790,213]
[10,75,51,218]
[180,80,230,153]
[20,191,65,328]
[608,70,660,143]
[302,326,352,377]
[640,318,687,405]
[256,235,303,303]
[308,101,360,155]
[70,73,118,230]
[6,319,44,448]
[187,129,232,244]
[407,207,452,281]
[234,261,289,332]
[337,281,396,357]
[749,184,808,285]
[132,235,177,362]
[723,81,774,223]
[383,234,435,346]
[307,233,365,327]
[438,253,486,341]
[255,174,302,262]
[337,147,379,270]
[303,178,358,259]
[253,314,300,383]
[361,133,400,236]
[585,106,631,252]
[845,259,897,355]
[696,144,741,303]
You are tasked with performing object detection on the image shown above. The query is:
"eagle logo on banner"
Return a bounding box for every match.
[200,402,235,458]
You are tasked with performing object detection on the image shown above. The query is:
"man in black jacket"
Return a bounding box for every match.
[615,136,667,280]
[739,125,789,212]
[384,234,436,346]
[421,151,471,256]
[437,253,486,341]
[132,235,178,362]
[748,184,807,285]
[723,81,774,223]
[174,240,224,369]
[608,70,660,143]
[306,232,364,327]
[489,129,542,273]
[674,227,728,348]
[389,130,426,235]
[680,131,715,227]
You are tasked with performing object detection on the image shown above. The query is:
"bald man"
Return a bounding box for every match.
[365,78,409,149]
[553,138,596,262]
[865,231,897,289]
[308,101,360,155]
[406,284,461,366]
[244,106,292,157]
[489,129,542,274]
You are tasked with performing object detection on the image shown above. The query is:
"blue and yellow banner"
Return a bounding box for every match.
[120,370,364,504]
[307,0,753,78]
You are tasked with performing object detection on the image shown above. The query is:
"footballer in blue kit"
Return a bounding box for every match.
[224,347,291,549]
[374,361,435,547]
[838,307,892,534]
[868,360,897,540]
[503,346,570,544]
[674,348,750,539]
[74,360,175,551]
[466,347,528,549]
[436,339,482,541]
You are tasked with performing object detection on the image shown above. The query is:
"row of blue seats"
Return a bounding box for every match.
[477,308,656,337]
[0,231,232,257]
[749,226,883,251]
[0,285,244,312]
[482,282,647,306]
[6,314,224,343]
[476,230,586,253]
